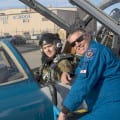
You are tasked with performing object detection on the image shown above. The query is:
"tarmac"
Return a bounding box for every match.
[22,49,41,69]
[15,43,41,69]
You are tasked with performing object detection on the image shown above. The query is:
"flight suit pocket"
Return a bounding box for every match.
[79,70,87,78]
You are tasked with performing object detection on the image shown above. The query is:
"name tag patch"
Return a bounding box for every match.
[80,70,87,73]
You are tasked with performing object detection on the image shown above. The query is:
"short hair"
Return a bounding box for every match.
[68,23,86,35]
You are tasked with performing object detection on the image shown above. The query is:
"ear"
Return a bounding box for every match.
[84,33,91,40]
[88,34,91,40]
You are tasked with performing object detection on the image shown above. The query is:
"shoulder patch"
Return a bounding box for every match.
[85,48,96,61]
[86,49,94,58]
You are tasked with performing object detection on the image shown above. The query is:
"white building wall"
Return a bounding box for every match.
[0,7,77,37]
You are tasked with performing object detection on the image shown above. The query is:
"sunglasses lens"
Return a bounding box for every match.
[70,35,84,47]
[70,42,75,47]
[77,35,84,42]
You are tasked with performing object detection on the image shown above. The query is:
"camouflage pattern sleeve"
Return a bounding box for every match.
[57,59,73,73]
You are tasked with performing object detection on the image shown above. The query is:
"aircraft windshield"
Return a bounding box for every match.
[87,0,120,21]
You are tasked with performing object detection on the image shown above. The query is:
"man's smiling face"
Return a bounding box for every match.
[68,31,90,56]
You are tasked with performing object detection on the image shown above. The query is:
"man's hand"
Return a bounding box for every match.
[58,112,66,120]
[61,72,72,84]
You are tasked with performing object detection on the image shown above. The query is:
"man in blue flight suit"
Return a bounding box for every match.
[58,25,120,120]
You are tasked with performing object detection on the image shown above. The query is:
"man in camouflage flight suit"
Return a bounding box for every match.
[39,32,75,84]
[37,32,77,109]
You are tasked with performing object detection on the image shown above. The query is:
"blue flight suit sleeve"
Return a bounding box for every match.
[63,41,120,112]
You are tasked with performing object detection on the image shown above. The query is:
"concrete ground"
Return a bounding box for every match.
[22,50,41,69]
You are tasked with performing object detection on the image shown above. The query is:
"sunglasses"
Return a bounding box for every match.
[70,35,85,47]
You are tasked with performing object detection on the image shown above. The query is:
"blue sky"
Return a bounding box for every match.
[0,0,72,10]
[0,0,119,13]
